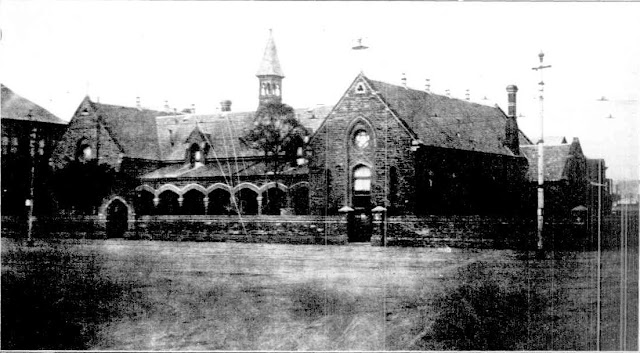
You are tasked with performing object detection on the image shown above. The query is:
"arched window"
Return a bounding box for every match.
[389,166,398,215]
[353,165,372,193]
[135,190,155,215]
[236,188,258,215]
[75,139,93,162]
[291,185,309,215]
[209,189,232,215]
[353,165,372,208]
[182,189,205,215]
[188,143,206,167]
[157,190,180,215]
[262,188,285,215]
[324,169,333,215]
[353,130,370,149]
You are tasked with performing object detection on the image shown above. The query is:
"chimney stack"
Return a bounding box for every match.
[136,96,141,109]
[164,100,170,112]
[191,103,196,114]
[445,89,451,98]
[401,73,407,89]
[425,78,431,93]
[220,100,232,112]
[506,85,518,117]
[504,85,520,155]
[465,89,470,101]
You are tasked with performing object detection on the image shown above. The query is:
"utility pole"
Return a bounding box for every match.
[532,51,551,252]
[26,114,36,246]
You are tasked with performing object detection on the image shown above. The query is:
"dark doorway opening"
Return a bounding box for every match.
[106,199,128,238]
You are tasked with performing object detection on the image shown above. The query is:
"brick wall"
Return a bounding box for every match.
[308,77,415,215]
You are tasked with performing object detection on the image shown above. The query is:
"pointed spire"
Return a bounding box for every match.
[256,29,285,77]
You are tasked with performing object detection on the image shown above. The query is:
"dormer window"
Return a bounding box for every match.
[188,143,207,168]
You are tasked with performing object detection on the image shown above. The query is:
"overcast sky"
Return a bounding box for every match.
[1,1,638,180]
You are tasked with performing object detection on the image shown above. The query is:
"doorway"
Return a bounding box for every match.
[106,199,129,238]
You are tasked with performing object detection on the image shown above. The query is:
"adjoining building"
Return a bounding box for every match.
[1,84,68,215]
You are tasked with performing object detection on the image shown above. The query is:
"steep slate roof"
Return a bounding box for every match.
[155,105,333,161]
[256,30,284,77]
[364,77,527,156]
[1,84,66,125]
[520,144,573,181]
[85,98,172,160]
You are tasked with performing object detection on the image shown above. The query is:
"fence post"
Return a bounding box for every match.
[371,206,387,246]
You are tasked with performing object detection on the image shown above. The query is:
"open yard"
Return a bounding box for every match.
[1,238,637,350]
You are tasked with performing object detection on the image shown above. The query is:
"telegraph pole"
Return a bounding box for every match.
[532,51,551,252]
[26,114,36,246]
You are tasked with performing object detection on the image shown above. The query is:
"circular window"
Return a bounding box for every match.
[353,130,370,149]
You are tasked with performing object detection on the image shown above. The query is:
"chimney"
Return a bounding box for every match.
[220,100,232,112]
[425,78,431,93]
[191,103,196,114]
[504,85,520,155]
[445,89,451,98]
[136,96,141,109]
[401,73,407,89]
[465,89,470,101]
[506,85,518,117]
[164,100,170,112]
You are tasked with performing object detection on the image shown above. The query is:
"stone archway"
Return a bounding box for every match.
[103,197,130,238]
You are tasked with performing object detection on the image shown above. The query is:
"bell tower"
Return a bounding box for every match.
[256,29,284,107]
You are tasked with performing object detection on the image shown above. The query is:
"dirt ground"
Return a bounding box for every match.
[1,238,637,350]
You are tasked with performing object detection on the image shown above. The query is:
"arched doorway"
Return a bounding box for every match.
[236,188,258,215]
[135,190,155,215]
[182,189,205,215]
[106,198,128,238]
[291,184,310,215]
[157,190,180,215]
[208,189,232,215]
[262,187,286,215]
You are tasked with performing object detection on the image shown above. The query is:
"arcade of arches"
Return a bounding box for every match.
[134,182,310,216]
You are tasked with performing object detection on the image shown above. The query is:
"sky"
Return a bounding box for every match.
[1,1,638,180]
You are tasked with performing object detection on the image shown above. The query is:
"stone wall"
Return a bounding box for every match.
[1,215,348,245]
[383,215,592,250]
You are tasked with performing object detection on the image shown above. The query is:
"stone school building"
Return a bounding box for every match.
[50,33,538,242]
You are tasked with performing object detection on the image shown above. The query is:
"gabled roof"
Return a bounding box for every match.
[78,97,172,160]
[256,30,284,77]
[155,105,332,161]
[520,144,572,181]
[362,76,525,156]
[1,84,66,125]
